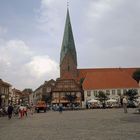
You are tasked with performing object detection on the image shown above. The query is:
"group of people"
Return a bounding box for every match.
[7,103,34,120]
[5,97,140,119]
[18,105,28,119]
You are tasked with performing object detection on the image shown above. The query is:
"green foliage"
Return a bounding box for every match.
[125,89,138,102]
[96,91,109,103]
[132,69,140,83]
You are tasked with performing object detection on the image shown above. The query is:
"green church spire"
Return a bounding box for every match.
[60,9,77,66]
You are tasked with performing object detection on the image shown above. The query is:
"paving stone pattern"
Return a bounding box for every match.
[0,109,140,140]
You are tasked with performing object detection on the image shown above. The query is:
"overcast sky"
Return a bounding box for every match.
[0,0,140,90]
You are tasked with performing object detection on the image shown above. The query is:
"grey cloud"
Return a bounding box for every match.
[77,0,140,68]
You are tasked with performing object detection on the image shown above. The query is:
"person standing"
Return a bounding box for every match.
[123,96,128,113]
[7,104,13,119]
[24,106,28,117]
[59,104,63,113]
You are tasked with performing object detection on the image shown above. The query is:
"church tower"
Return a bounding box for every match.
[60,9,78,79]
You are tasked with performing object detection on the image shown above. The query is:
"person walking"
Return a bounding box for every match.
[7,104,13,119]
[19,105,24,119]
[123,96,128,113]
[30,103,34,115]
[59,104,63,113]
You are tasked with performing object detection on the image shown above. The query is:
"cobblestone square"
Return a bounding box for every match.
[0,109,140,140]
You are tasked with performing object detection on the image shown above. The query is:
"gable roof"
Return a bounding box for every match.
[0,79,11,87]
[83,70,139,90]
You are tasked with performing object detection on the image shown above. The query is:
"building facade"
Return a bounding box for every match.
[12,88,23,105]
[52,79,82,106]
[33,79,56,104]
[0,79,11,107]
[58,9,140,107]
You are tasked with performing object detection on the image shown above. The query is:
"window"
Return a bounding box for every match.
[87,91,91,96]
[112,90,115,95]
[71,92,75,96]
[117,89,121,95]
[106,90,110,95]
[53,93,59,98]
[76,92,81,97]
[66,92,70,95]
[123,89,127,95]
[94,91,97,96]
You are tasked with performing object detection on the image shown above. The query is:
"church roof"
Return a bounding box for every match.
[77,68,139,81]
[82,69,139,90]
[60,9,77,66]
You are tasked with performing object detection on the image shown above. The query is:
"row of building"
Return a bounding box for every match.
[33,69,140,108]
[0,79,32,108]
[1,69,140,108]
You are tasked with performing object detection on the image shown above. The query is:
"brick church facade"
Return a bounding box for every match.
[52,9,140,106]
[52,9,82,106]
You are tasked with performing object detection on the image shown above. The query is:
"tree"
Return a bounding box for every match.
[96,91,109,108]
[65,93,77,108]
[132,69,140,83]
[125,89,138,102]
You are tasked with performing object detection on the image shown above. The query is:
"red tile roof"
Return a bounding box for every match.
[82,70,139,90]
[77,68,139,81]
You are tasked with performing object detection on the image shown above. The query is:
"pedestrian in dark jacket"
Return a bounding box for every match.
[7,104,13,119]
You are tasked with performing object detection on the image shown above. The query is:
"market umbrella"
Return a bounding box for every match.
[106,99,117,103]
[88,99,100,103]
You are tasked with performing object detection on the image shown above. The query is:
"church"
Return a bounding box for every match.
[51,9,140,107]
